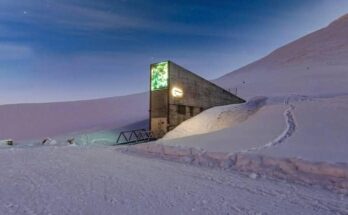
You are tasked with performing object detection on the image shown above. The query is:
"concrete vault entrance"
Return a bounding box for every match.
[149,61,245,139]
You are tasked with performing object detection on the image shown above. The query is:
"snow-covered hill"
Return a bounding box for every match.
[0,93,148,141]
[214,14,348,99]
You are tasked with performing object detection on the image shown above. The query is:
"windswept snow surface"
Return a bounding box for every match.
[0,93,148,141]
[0,146,346,215]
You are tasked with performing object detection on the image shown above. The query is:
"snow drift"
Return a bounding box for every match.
[160,94,348,163]
[162,96,267,140]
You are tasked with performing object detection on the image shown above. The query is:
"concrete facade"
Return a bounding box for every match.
[150,61,245,138]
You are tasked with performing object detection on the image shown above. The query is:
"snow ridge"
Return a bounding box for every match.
[125,143,348,194]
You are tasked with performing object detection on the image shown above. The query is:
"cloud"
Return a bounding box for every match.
[0,0,151,32]
[0,43,33,60]
[0,0,249,39]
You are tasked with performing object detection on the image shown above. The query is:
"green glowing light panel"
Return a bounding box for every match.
[151,61,168,91]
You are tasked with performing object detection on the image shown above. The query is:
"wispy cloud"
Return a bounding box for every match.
[0,43,33,60]
[0,0,250,38]
[0,0,154,33]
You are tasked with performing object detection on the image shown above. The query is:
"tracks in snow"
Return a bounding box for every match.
[249,92,348,152]
[264,104,296,148]
[242,103,296,153]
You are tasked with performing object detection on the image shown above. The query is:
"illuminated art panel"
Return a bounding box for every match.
[151,62,168,91]
[171,87,183,97]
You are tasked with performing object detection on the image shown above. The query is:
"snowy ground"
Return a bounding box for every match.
[160,95,348,163]
[256,95,348,162]
[0,146,346,215]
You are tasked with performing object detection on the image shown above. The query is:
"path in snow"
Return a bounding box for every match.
[256,94,348,162]
[242,103,296,153]
[266,104,296,147]
[0,146,346,215]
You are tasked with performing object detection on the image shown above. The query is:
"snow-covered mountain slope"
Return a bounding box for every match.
[214,14,348,99]
[0,93,148,141]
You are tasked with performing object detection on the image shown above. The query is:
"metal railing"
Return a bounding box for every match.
[116,129,155,145]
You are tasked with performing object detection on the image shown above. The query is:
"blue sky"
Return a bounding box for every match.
[1,0,348,104]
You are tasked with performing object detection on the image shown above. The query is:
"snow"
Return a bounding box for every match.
[214,14,348,99]
[160,95,348,163]
[0,146,346,215]
[158,97,285,153]
[0,92,148,142]
[256,95,348,162]
[126,142,348,193]
[162,96,268,140]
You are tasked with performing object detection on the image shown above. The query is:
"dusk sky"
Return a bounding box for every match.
[1,0,348,104]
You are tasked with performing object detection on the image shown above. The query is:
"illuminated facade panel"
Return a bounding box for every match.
[151,62,168,91]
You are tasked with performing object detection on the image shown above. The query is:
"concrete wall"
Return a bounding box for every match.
[150,90,168,118]
[150,89,168,138]
[150,61,245,138]
[167,61,245,132]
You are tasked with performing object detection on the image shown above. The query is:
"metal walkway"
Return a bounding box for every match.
[116,129,156,145]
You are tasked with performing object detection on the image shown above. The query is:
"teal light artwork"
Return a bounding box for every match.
[151,62,168,91]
